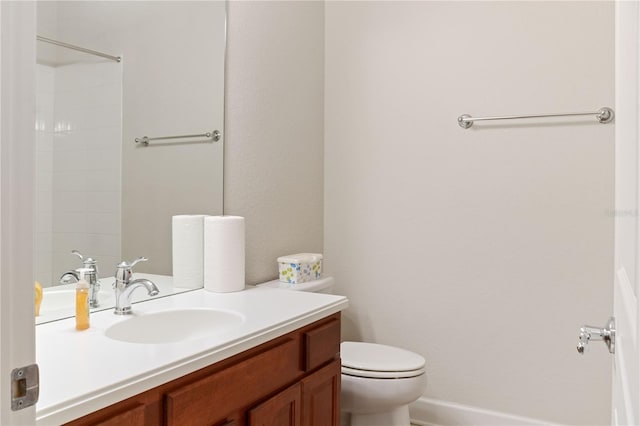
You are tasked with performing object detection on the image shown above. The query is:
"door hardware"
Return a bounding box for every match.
[577,317,615,355]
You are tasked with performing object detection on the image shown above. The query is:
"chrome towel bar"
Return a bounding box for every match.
[135,130,221,146]
[457,107,614,129]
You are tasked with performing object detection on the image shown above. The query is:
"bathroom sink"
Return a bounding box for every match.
[105,308,245,344]
[40,289,113,314]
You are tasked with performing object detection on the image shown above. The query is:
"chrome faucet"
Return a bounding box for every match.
[114,257,159,315]
[59,250,101,308]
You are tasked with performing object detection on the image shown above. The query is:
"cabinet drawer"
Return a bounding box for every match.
[65,402,147,426]
[304,319,340,371]
[94,403,146,426]
[165,338,300,426]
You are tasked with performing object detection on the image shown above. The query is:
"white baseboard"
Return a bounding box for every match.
[409,397,562,426]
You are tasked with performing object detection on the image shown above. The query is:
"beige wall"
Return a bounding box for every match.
[325,1,614,424]
[225,1,325,284]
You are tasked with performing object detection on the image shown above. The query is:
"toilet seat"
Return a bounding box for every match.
[341,341,426,379]
[341,365,425,379]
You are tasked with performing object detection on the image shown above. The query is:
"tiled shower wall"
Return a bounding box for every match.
[35,62,122,286]
[35,65,55,286]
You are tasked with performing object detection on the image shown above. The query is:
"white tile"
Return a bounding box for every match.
[54,89,85,113]
[56,64,93,90]
[101,62,123,85]
[53,132,84,152]
[52,171,87,192]
[36,190,53,215]
[36,150,53,173]
[52,191,87,214]
[53,148,88,172]
[85,170,120,192]
[35,252,53,287]
[36,171,53,193]
[86,233,120,257]
[36,91,54,112]
[89,149,121,170]
[87,212,120,235]
[52,212,87,233]
[37,211,52,233]
[36,132,54,153]
[36,65,55,93]
[96,255,120,274]
[59,130,93,151]
[54,107,80,133]
[86,84,121,108]
[35,232,53,254]
[88,126,122,151]
[86,191,120,213]
[80,105,121,130]
[79,63,106,86]
[36,105,54,133]
[52,232,89,258]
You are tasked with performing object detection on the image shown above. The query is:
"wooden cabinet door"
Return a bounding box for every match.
[301,359,341,426]
[248,383,302,426]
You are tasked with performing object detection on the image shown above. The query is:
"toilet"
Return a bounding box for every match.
[258,277,426,426]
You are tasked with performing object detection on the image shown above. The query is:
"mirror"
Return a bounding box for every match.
[34,1,226,324]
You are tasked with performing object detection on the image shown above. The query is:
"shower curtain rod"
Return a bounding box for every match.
[37,36,121,63]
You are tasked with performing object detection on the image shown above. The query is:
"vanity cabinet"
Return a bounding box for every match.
[64,313,341,426]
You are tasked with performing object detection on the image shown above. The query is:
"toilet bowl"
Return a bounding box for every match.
[258,277,426,426]
[341,341,426,426]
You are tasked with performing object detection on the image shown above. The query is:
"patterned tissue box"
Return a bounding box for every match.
[277,253,323,284]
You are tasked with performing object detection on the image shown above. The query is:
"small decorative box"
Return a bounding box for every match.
[277,253,323,284]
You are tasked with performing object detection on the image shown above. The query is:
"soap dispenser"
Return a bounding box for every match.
[75,268,92,330]
[34,281,42,317]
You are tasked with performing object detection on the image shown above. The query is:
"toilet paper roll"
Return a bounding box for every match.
[172,215,206,289]
[204,216,245,293]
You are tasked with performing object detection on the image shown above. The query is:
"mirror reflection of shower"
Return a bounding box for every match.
[35,34,123,290]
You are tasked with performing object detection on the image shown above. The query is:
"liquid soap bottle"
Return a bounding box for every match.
[34,281,42,317]
[75,268,91,330]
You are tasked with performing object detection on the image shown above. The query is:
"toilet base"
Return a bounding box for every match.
[345,405,411,426]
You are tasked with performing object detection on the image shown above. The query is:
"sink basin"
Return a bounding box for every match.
[105,308,245,344]
[40,289,113,314]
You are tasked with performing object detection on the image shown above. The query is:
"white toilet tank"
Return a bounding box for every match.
[257,276,335,294]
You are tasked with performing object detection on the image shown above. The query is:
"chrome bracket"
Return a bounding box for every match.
[11,364,39,411]
[457,114,473,129]
[597,107,615,124]
[577,317,615,355]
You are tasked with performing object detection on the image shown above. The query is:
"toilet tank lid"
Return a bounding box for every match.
[256,276,334,292]
[277,253,323,264]
[341,341,426,372]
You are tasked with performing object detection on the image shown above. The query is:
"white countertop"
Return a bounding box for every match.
[35,284,348,425]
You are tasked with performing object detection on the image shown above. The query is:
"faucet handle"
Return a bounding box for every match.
[129,256,148,269]
[116,257,148,282]
[117,257,147,270]
[71,250,97,268]
[71,250,84,261]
